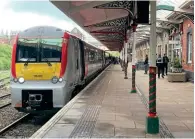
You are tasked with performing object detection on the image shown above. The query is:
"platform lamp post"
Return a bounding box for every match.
[146,0,159,134]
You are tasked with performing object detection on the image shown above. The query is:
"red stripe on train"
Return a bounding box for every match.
[11,34,19,78]
[60,32,69,77]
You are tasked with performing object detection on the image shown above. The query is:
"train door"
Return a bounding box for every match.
[73,38,80,85]
[103,51,105,67]
[79,40,85,81]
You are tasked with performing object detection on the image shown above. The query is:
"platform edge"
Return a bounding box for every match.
[30,65,111,138]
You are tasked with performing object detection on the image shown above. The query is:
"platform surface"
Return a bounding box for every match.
[31,65,159,138]
[133,64,194,138]
[31,64,193,138]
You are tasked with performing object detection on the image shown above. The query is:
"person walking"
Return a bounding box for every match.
[163,54,169,75]
[156,54,164,78]
[144,55,149,74]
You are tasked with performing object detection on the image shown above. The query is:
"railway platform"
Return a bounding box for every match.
[31,65,159,138]
[31,64,194,138]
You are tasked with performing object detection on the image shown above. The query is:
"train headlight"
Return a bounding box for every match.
[59,78,63,82]
[51,76,58,84]
[18,77,25,84]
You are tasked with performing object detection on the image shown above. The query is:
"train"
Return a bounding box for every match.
[10,26,111,113]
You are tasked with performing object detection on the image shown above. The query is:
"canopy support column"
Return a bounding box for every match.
[146,0,159,134]
[122,47,125,71]
[124,41,128,79]
[130,22,137,93]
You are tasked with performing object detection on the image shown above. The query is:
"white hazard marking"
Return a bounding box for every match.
[108,80,111,84]
[136,86,142,96]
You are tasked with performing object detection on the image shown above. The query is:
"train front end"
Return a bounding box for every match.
[10,26,68,113]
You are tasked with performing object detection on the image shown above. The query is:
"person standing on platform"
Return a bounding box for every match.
[144,54,149,74]
[156,54,164,78]
[163,54,169,75]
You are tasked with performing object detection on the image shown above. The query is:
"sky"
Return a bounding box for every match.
[0,0,185,47]
[0,0,75,31]
[0,0,102,45]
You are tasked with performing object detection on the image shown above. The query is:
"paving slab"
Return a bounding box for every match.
[43,124,75,138]
[115,127,146,138]
[172,132,194,138]
[32,65,157,138]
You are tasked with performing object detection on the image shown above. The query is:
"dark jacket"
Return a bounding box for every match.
[163,56,169,64]
[144,57,148,65]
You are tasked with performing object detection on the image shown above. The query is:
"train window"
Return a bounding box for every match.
[16,38,62,63]
[40,38,62,62]
[98,52,102,61]
[89,51,95,62]
[95,52,98,61]
[16,38,38,62]
[85,48,89,62]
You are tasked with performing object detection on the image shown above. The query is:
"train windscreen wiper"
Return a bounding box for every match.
[39,51,52,67]
[24,51,37,67]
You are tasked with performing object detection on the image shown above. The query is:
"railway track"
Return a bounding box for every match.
[0,113,56,138]
[0,77,10,89]
[0,114,30,136]
[0,94,11,109]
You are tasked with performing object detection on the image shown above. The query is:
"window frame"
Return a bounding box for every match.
[187,28,193,64]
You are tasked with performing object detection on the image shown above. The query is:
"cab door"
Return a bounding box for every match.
[73,38,80,85]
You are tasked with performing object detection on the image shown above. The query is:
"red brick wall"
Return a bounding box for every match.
[181,19,194,72]
[0,37,9,44]
[10,35,17,46]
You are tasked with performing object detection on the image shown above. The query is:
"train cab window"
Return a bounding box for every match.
[40,38,62,62]
[16,38,38,62]
[16,38,62,63]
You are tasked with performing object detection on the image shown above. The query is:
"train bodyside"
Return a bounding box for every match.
[10,26,106,113]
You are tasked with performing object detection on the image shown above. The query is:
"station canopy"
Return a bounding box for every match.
[50,0,194,51]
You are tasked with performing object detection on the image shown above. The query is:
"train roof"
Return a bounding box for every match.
[18,25,105,52]
[18,26,65,38]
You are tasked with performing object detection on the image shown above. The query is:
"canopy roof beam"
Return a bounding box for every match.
[68,1,111,14]
[157,18,182,24]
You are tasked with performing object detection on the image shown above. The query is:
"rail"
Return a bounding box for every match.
[0,94,11,109]
[0,77,10,89]
[0,114,30,135]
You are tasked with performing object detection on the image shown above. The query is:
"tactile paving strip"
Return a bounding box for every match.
[136,86,174,138]
[69,70,111,138]
[69,106,100,138]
